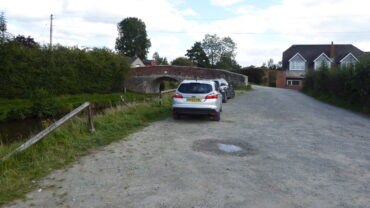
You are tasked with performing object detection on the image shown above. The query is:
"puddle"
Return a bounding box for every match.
[193,139,257,157]
[217,143,242,153]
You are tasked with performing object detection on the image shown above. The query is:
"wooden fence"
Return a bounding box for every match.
[159,89,176,105]
[1,102,94,162]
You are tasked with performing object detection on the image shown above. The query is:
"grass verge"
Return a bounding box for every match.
[234,84,253,91]
[0,97,171,205]
[0,92,156,121]
[302,90,370,116]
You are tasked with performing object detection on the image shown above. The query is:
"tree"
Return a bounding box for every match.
[215,55,241,70]
[264,58,282,70]
[153,52,169,65]
[115,17,151,59]
[201,34,238,68]
[185,42,210,68]
[0,12,7,42]
[171,57,194,67]
[14,35,38,48]
[201,34,222,67]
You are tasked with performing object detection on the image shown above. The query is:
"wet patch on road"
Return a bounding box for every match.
[192,139,257,157]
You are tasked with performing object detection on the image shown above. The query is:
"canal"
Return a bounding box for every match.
[0,119,44,144]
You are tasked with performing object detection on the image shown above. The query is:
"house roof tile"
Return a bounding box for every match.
[282,44,364,69]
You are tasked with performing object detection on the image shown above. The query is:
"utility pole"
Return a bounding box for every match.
[50,14,53,50]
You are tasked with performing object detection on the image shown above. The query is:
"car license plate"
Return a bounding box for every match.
[188,98,201,102]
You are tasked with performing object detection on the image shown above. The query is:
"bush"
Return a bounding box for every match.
[268,71,276,87]
[6,108,31,120]
[303,54,370,112]
[30,89,59,118]
[233,66,265,84]
[0,41,131,99]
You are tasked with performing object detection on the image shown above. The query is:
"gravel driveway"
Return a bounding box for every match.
[7,86,370,208]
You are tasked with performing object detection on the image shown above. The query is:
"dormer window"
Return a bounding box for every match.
[314,53,332,70]
[340,53,358,68]
[289,53,306,71]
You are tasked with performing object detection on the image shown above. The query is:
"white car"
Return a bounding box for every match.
[172,80,223,121]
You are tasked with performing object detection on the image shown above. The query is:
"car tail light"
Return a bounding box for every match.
[172,94,183,98]
[205,94,218,99]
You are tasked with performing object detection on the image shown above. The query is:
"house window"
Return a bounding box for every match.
[340,53,358,69]
[314,53,332,70]
[314,60,331,70]
[289,53,306,71]
[287,80,301,86]
[290,61,305,70]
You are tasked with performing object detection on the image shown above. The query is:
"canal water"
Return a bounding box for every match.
[0,119,44,144]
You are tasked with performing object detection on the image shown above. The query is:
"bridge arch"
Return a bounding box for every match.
[125,66,248,93]
[151,76,180,92]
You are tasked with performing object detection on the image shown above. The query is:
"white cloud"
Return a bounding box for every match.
[2,0,370,66]
[181,8,199,16]
[210,0,245,7]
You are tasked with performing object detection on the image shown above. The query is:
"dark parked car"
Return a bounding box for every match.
[214,79,235,102]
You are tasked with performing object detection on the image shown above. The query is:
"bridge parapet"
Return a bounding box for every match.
[125,66,248,93]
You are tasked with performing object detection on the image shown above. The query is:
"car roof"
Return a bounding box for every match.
[180,80,215,84]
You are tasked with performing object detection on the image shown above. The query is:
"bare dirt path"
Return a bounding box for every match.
[7,86,370,208]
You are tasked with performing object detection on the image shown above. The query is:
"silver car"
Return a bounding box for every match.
[172,80,222,121]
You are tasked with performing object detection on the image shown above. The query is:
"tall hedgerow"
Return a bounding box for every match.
[303,54,370,112]
[0,39,131,99]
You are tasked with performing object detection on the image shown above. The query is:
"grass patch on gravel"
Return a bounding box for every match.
[0,98,172,205]
[234,84,253,91]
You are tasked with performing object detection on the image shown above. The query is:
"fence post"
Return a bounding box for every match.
[87,104,95,132]
[159,91,163,105]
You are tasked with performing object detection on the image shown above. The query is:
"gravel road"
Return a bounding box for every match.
[7,86,370,208]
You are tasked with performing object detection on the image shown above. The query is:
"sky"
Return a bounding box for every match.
[2,0,370,66]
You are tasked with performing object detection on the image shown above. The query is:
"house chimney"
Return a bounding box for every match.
[330,41,335,59]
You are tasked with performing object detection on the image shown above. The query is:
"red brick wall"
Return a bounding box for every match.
[276,71,286,88]
[132,66,248,86]
[275,71,303,90]
[285,78,304,90]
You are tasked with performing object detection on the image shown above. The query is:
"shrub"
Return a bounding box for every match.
[6,108,31,120]
[30,89,59,118]
[303,54,370,112]
[0,41,131,99]
[233,66,265,84]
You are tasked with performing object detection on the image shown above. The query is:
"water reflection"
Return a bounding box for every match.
[0,119,44,144]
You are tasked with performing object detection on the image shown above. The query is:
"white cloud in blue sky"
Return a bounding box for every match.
[2,0,370,66]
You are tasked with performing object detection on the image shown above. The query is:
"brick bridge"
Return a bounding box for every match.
[125,66,248,93]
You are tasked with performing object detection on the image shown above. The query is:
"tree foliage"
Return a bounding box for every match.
[115,17,151,59]
[215,55,241,70]
[0,39,131,99]
[152,52,168,65]
[201,34,222,67]
[14,35,38,48]
[263,58,282,70]
[185,41,210,68]
[200,34,239,69]
[232,66,265,84]
[0,12,7,42]
[171,57,194,67]
[303,54,370,112]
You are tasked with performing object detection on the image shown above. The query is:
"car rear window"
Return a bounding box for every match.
[178,83,213,94]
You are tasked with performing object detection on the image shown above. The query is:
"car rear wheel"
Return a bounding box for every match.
[222,93,227,103]
[173,114,181,120]
[212,112,220,121]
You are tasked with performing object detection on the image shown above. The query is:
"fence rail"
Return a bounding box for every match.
[1,102,94,162]
[159,89,176,105]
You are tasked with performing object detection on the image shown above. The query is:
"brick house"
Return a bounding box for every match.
[130,56,145,68]
[143,59,157,66]
[277,42,365,89]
